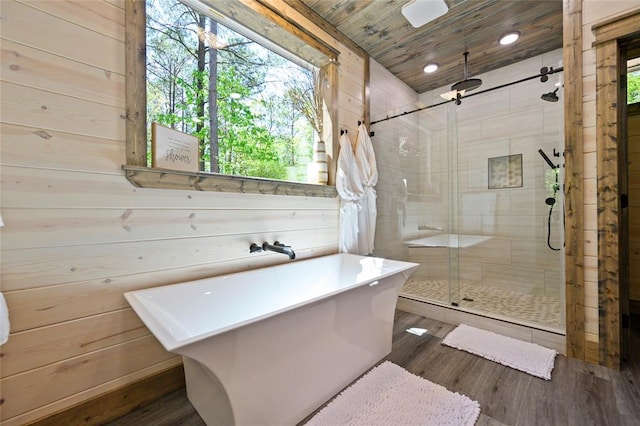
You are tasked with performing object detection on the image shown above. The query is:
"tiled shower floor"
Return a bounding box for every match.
[401,279,564,330]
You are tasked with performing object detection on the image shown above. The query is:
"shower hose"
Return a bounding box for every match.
[547,201,561,251]
[546,175,561,251]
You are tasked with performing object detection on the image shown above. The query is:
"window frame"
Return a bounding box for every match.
[123,0,338,198]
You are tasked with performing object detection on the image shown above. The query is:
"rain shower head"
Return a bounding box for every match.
[451,52,482,92]
[541,88,559,102]
[452,77,483,92]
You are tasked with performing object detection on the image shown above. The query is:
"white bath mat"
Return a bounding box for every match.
[442,324,557,380]
[305,361,480,426]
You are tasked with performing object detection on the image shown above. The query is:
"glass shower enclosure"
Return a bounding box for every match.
[371,58,565,333]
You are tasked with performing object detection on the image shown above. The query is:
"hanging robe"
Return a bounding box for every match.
[0,216,7,346]
[336,132,364,254]
[354,123,378,255]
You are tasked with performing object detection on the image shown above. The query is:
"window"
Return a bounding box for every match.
[124,0,338,197]
[628,57,640,104]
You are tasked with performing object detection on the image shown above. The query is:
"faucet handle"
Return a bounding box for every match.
[273,241,290,248]
[249,243,263,253]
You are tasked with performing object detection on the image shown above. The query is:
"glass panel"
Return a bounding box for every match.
[145,0,328,184]
[449,75,565,331]
[447,102,460,307]
[374,56,565,333]
[372,100,453,307]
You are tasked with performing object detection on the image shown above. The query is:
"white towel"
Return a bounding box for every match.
[0,292,9,345]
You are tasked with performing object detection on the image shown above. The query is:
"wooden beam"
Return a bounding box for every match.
[280,0,368,58]
[563,0,585,361]
[124,0,147,167]
[200,0,331,66]
[28,365,185,426]
[244,0,339,60]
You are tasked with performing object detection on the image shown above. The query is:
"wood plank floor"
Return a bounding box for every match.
[106,311,640,426]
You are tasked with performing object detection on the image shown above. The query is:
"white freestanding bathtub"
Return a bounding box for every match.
[125,253,418,426]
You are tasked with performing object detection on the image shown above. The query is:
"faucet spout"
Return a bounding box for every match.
[262,241,296,260]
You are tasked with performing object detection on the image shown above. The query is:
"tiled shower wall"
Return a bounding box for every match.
[371,49,564,300]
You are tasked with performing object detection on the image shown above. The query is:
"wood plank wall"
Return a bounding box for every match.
[0,0,364,423]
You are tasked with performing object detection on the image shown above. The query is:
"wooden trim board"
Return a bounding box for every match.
[122,165,339,197]
[27,365,185,426]
[124,0,146,167]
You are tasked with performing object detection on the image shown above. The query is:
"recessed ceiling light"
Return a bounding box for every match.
[423,63,438,73]
[499,31,520,46]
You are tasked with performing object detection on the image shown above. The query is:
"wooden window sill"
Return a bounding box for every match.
[122,165,338,198]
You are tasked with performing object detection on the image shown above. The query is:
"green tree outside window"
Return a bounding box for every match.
[146,0,317,182]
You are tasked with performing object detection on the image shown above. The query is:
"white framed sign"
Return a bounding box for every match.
[151,122,199,172]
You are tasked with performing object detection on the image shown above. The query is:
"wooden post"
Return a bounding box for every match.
[125,0,147,167]
[563,0,585,361]
[595,39,621,369]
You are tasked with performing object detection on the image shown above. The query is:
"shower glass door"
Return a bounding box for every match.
[447,102,461,307]
[373,50,565,333]
[448,62,565,331]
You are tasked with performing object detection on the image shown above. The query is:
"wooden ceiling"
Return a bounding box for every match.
[293,0,563,94]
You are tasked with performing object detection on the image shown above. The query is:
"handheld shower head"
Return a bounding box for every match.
[541,88,559,102]
[538,149,557,169]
